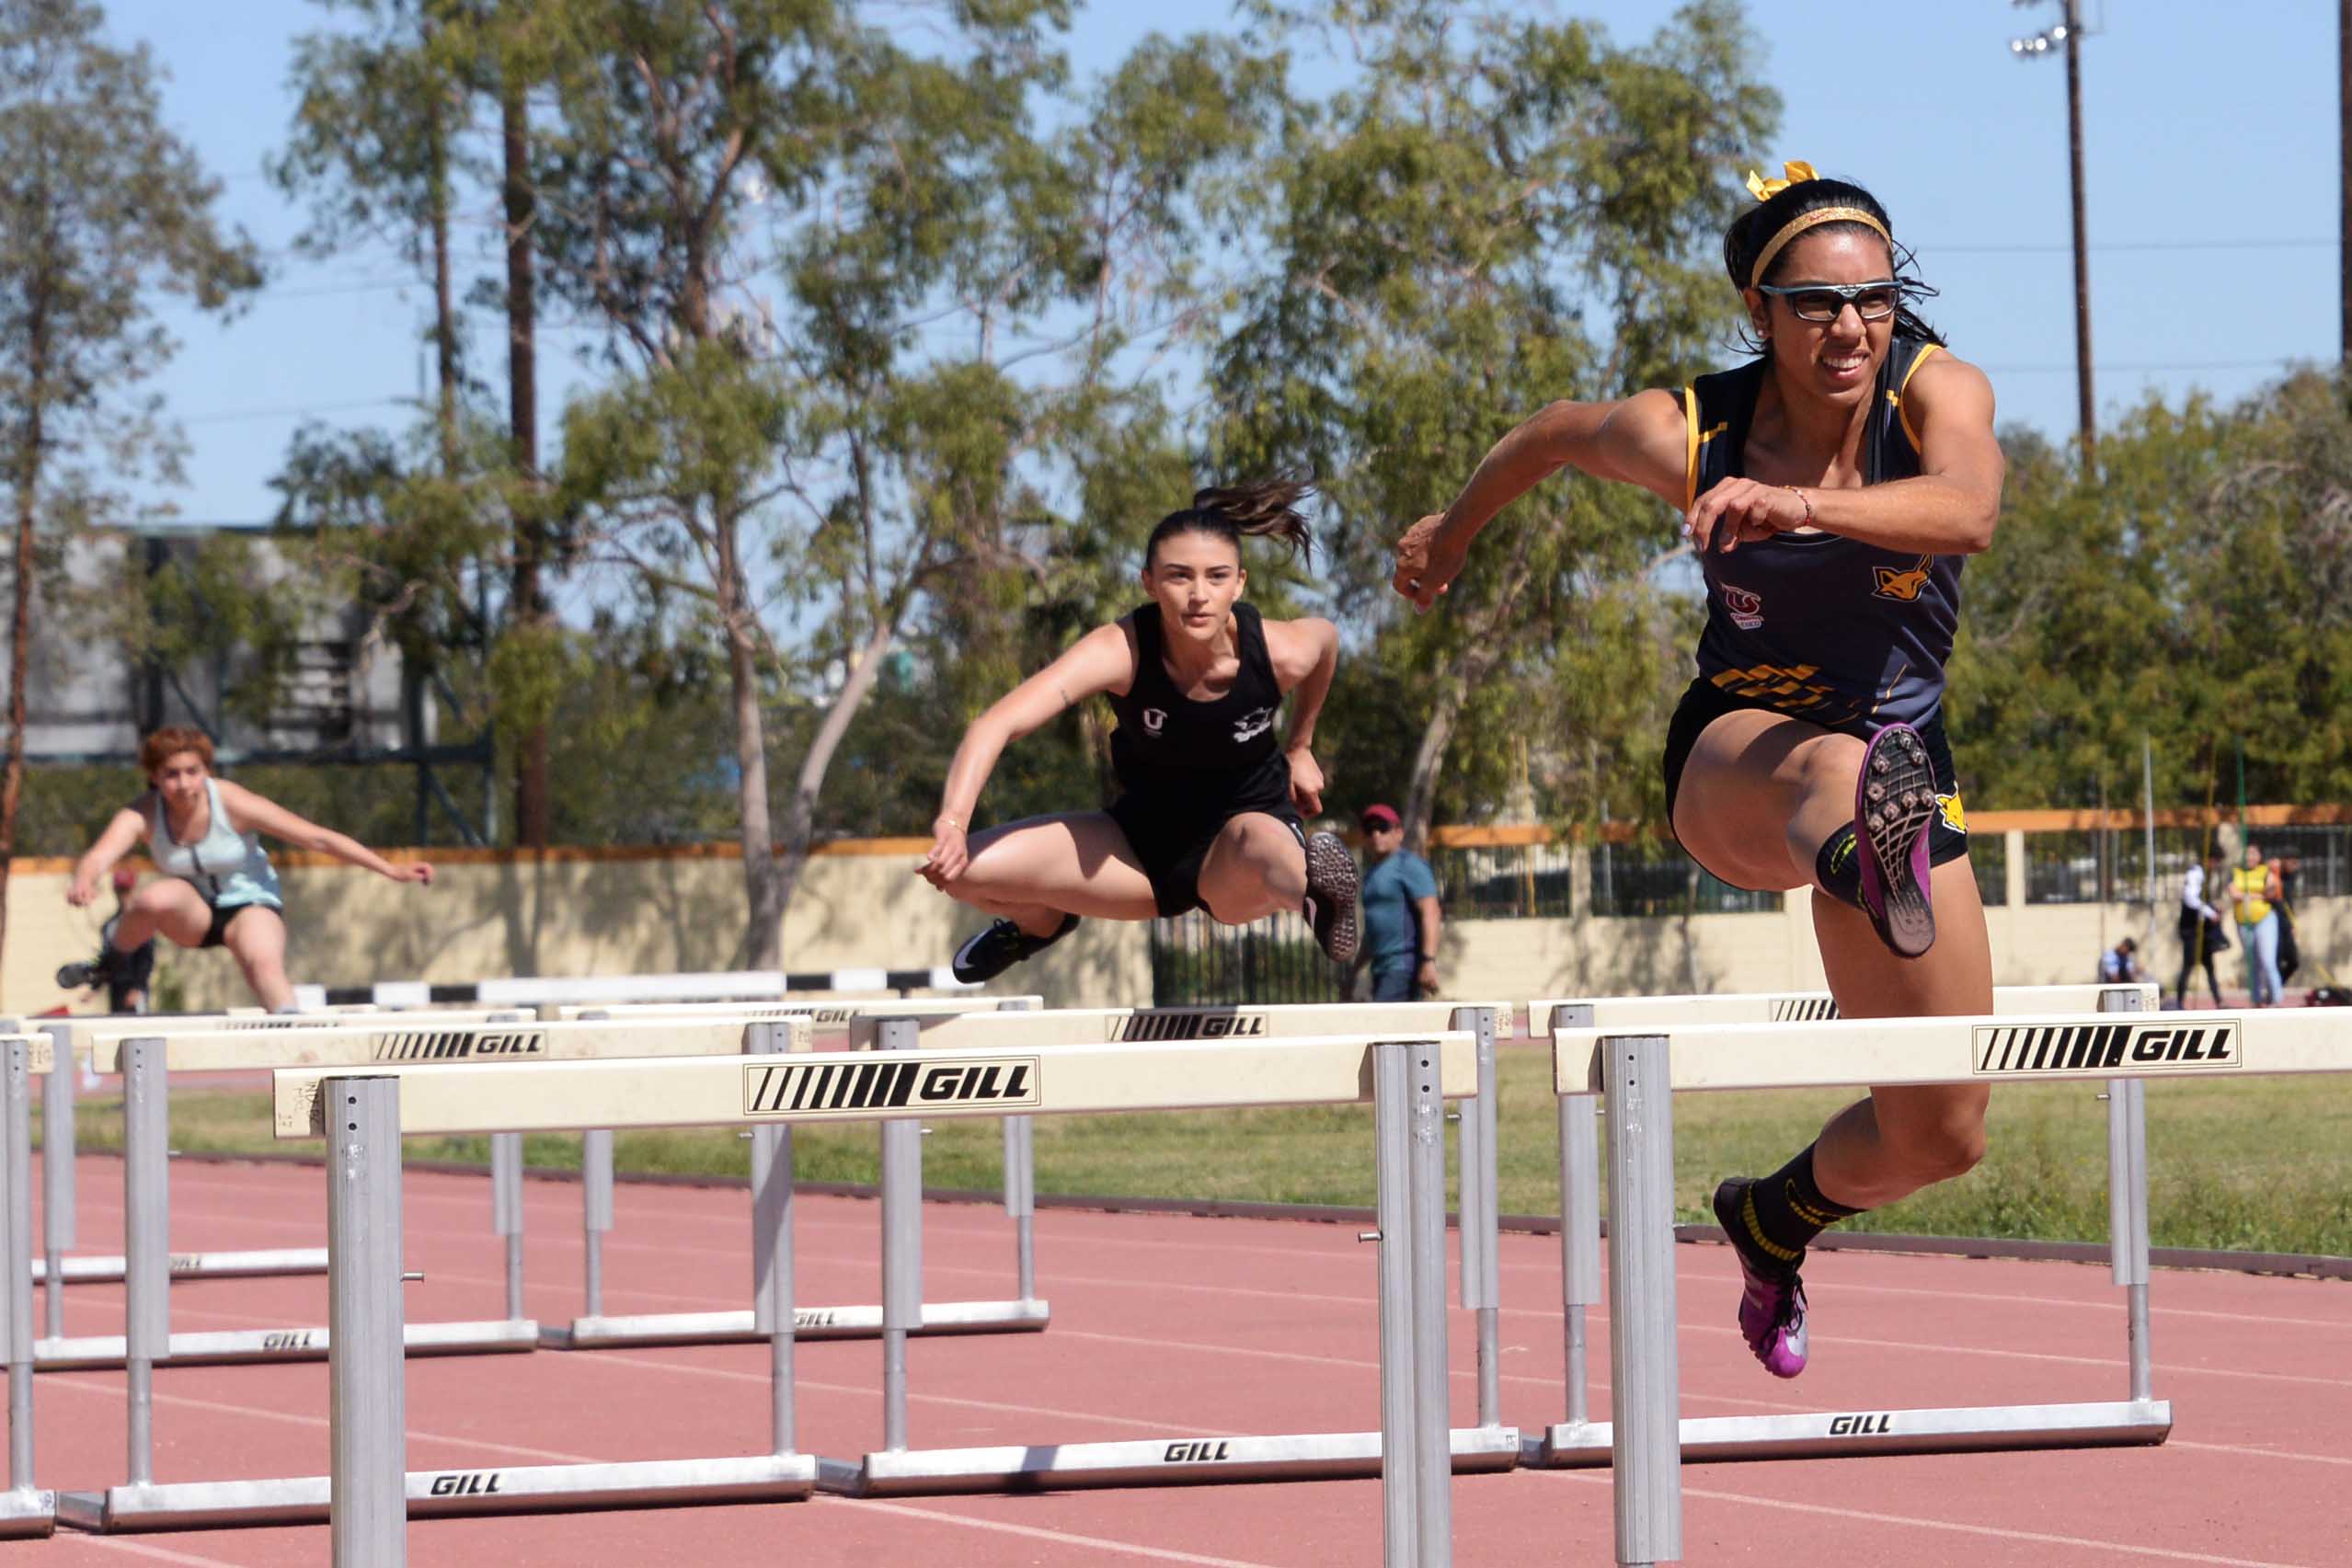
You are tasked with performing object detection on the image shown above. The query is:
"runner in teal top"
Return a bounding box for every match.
[65,725,434,1011]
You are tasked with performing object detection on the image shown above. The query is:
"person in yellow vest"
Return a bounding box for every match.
[2229,842,2285,1007]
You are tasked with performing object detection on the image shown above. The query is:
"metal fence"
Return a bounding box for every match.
[1429,840,1782,920]
[2019,822,2352,906]
[1147,910,1347,1006]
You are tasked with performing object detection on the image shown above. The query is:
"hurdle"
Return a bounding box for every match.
[264,1031,1466,1563]
[1534,983,2172,1468]
[821,1002,1521,1495]
[1560,1007,2352,1568]
[47,1016,816,1533]
[1523,987,2163,1467]
[31,1014,811,1377]
[24,1008,524,1323]
[0,1037,56,1539]
[535,994,1050,1348]
[306,963,981,1011]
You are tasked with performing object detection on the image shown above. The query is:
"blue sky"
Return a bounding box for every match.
[116,0,2340,527]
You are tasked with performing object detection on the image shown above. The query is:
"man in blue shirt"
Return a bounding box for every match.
[1357,803,1441,1001]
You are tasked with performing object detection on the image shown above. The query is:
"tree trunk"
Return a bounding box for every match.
[769,614,904,950]
[715,514,783,967]
[1400,526,1544,850]
[0,315,45,976]
[426,46,459,476]
[502,79,549,848]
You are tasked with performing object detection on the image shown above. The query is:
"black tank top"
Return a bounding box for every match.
[1108,601,1291,807]
[1685,333,1963,731]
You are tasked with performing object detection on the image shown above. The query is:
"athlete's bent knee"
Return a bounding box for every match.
[1899,1117,1986,1185]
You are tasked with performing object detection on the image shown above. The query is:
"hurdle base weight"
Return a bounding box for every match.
[1538,1399,2172,1467]
[32,1317,539,1373]
[544,1298,1050,1349]
[56,1454,819,1532]
[828,1425,1522,1496]
[0,1488,56,1539]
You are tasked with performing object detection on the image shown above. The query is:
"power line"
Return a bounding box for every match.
[1980,358,2309,374]
[179,395,410,427]
[1921,238,2335,256]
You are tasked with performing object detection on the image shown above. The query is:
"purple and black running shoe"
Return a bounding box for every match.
[1711,1178,1809,1379]
[1855,722,1939,958]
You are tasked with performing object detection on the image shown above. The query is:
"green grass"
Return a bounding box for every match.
[37,1053,2352,1257]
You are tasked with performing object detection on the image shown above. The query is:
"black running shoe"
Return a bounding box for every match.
[1302,830,1360,966]
[57,921,128,992]
[1855,723,1938,958]
[951,912,1080,985]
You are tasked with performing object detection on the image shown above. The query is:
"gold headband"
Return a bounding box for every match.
[1749,206,1892,289]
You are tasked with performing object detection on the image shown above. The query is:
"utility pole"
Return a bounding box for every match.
[2013,0,2097,468]
[2341,0,2349,363]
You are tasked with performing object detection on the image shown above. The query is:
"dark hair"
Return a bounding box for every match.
[1144,478,1315,571]
[1724,174,1944,351]
[140,725,214,778]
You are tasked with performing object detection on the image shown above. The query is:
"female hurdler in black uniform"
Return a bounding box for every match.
[1394,164,2005,1379]
[922,479,1360,980]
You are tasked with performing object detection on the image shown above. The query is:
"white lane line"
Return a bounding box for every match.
[41,1374,598,1464]
[1539,1469,2320,1567]
[838,1496,1284,1568]
[2171,1438,2352,1469]
[70,1538,258,1567]
[579,1350,1204,1436]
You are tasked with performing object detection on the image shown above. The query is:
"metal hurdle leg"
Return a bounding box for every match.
[2,1040,55,1537]
[2099,986,2158,1408]
[1603,1036,1681,1568]
[330,1077,407,1567]
[491,1133,525,1322]
[748,1022,798,1461]
[1406,1037,1454,1566]
[37,1024,71,1343]
[1449,1007,1502,1432]
[879,1017,923,1455]
[1375,1039,1418,1566]
[1005,994,1040,1307]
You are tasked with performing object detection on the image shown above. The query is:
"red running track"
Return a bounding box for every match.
[13,1152,2352,1567]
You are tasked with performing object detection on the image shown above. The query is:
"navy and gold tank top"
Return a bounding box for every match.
[1684,333,1961,731]
[1108,601,1289,801]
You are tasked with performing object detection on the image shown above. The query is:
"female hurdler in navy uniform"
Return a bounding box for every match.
[1394,165,2004,1379]
[923,479,1360,980]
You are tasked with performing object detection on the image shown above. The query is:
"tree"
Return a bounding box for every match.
[1208,0,1776,842]
[0,0,258,977]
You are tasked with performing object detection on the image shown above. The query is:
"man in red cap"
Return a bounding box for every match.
[1358,804,1440,1001]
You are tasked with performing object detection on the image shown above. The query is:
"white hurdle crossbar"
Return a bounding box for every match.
[1,1038,56,1539]
[835,1001,1518,1447]
[1560,1005,2352,1568]
[23,1009,522,1325]
[538,994,1049,1348]
[272,1034,1465,1563]
[31,1014,553,1378]
[1534,982,2167,1459]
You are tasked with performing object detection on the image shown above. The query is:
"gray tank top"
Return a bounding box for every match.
[147,778,283,910]
[1685,335,1962,731]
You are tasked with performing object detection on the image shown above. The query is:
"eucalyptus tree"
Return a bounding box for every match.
[546,5,1277,964]
[0,0,259,967]
[1210,0,1775,839]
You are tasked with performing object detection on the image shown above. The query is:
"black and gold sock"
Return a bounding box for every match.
[1814,824,1864,910]
[1731,1143,1864,1270]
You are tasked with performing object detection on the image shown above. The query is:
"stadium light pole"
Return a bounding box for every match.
[2011,0,2097,470]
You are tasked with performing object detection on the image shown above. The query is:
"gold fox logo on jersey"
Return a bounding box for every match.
[1873,555,1933,602]
[1936,791,1967,835]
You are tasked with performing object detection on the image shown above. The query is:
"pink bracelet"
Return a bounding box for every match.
[1784,486,1815,527]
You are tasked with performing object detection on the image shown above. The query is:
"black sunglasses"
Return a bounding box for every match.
[1754,279,1903,324]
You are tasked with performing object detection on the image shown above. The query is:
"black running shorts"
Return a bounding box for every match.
[1661,677,1969,891]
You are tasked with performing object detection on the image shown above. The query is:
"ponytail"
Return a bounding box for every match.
[1144,477,1316,569]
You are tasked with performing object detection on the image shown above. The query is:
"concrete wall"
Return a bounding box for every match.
[9,842,2341,1015]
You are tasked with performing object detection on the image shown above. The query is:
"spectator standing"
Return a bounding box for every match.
[1357,804,1440,1001]
[2230,842,2285,1008]
[2174,855,2227,1008]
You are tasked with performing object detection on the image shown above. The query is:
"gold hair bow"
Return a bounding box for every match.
[1745,160,1818,202]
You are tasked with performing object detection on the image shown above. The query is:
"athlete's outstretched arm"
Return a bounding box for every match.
[922,622,1136,885]
[214,781,434,885]
[1684,356,2003,557]
[1393,391,1689,610]
[1267,616,1338,817]
[66,807,149,906]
